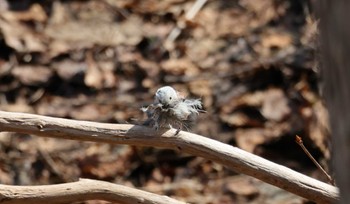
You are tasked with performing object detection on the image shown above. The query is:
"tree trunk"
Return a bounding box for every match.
[318,1,350,203]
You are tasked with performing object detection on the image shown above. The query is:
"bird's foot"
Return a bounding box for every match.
[174,128,181,136]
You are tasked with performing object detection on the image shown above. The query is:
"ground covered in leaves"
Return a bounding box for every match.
[0,0,330,203]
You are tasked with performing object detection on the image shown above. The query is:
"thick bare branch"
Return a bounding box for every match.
[0,111,339,203]
[0,178,185,204]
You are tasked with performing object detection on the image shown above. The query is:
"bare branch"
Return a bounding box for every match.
[0,111,339,203]
[0,178,185,204]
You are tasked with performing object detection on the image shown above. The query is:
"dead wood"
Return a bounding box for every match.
[0,110,339,203]
[0,178,185,204]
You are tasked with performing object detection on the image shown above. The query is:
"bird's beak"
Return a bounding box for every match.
[157,99,170,108]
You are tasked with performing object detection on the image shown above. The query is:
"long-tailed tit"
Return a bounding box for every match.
[142,86,203,131]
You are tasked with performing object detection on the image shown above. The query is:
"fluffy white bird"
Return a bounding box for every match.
[142,86,203,131]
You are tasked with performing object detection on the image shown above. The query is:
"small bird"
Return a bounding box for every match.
[142,86,203,132]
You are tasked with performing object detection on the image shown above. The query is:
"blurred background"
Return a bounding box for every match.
[0,0,330,203]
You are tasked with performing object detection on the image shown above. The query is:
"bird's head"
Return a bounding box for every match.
[155,86,179,107]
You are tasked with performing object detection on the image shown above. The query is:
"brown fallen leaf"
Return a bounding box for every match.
[0,18,46,52]
[223,177,259,197]
[220,112,259,127]
[235,121,291,152]
[85,52,104,89]
[161,58,199,76]
[1,3,47,22]
[197,0,277,38]
[257,29,294,57]
[12,65,53,85]
[45,16,143,47]
[220,90,265,114]
[189,80,212,107]
[261,88,291,122]
[52,60,87,81]
[261,30,293,50]
[308,101,331,159]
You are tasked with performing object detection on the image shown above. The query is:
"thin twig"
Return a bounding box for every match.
[185,0,208,20]
[295,135,335,185]
[0,111,339,204]
[165,0,208,45]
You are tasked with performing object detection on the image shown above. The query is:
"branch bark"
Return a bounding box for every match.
[0,178,185,204]
[0,111,339,203]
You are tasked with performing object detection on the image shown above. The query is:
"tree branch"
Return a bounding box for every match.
[0,111,339,203]
[0,178,185,204]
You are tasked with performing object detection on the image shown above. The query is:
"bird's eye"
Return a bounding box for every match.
[169,97,172,100]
